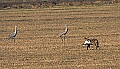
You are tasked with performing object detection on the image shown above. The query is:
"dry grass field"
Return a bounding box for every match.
[0,3,120,69]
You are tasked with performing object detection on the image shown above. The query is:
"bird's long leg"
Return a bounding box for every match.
[14,38,15,42]
[63,36,65,46]
[60,36,63,43]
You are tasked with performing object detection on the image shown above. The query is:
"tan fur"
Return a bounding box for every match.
[83,37,99,50]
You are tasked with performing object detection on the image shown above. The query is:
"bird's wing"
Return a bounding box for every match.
[8,32,16,39]
[59,31,65,37]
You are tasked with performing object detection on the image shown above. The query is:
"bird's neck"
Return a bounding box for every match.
[15,27,17,33]
[65,26,68,31]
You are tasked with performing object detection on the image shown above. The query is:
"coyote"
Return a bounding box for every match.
[82,37,99,50]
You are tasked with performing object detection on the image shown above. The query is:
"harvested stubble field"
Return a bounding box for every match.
[0,3,120,69]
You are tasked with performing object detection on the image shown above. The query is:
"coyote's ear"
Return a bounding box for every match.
[84,37,88,39]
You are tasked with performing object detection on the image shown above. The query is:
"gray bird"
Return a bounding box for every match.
[59,24,68,42]
[8,26,17,42]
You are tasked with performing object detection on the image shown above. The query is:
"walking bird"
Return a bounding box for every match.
[8,26,17,42]
[59,24,68,42]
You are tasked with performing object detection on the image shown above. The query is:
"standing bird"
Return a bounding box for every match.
[59,24,68,43]
[8,26,17,42]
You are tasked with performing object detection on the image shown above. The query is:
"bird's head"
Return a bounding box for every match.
[65,24,67,27]
[15,26,17,28]
[15,26,17,29]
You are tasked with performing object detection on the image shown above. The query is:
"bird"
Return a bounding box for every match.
[8,26,17,42]
[59,24,68,42]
